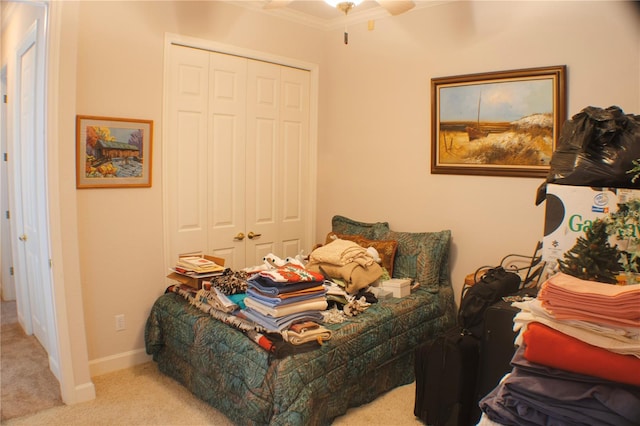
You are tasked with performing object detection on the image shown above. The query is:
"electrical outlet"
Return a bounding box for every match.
[115,314,126,331]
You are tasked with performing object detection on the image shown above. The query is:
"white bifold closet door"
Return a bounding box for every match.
[166,44,311,270]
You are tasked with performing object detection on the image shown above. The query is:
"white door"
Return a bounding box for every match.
[275,65,310,261]
[245,60,310,266]
[12,23,50,351]
[245,59,280,266]
[166,43,312,271]
[166,45,210,260]
[208,52,247,266]
[1,66,16,302]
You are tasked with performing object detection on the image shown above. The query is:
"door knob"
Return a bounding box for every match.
[248,231,262,239]
[19,234,27,242]
[234,232,245,241]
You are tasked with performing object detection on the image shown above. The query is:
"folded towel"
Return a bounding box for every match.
[282,326,332,345]
[539,273,640,328]
[523,322,640,386]
[244,296,328,318]
[246,286,326,307]
[241,308,324,333]
[307,262,382,294]
[309,238,375,267]
[513,298,640,357]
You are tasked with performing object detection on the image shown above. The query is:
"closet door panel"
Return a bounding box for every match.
[166,44,313,273]
[167,45,209,260]
[246,60,279,266]
[208,53,247,267]
[253,118,276,222]
[279,66,310,259]
[280,120,303,259]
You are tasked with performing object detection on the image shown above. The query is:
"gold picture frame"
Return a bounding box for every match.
[76,115,153,188]
[431,66,566,178]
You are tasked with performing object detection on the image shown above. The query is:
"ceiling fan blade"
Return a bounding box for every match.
[263,0,294,10]
[377,0,415,16]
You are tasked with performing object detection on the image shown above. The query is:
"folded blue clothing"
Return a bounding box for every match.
[248,274,324,295]
[228,293,247,310]
[246,288,327,307]
[242,308,324,333]
[480,361,640,426]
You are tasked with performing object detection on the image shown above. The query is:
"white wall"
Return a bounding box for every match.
[21,0,640,378]
[71,0,326,374]
[316,0,640,305]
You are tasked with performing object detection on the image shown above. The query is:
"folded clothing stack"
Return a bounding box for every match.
[479,272,640,425]
[242,264,330,337]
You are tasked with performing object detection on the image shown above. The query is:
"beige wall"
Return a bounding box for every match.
[2,0,96,402]
[6,0,640,380]
[72,1,326,373]
[316,0,640,299]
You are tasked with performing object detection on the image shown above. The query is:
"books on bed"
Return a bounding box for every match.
[169,267,225,278]
[176,255,225,274]
[167,254,227,289]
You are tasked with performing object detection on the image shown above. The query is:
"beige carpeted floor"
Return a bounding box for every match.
[1,300,63,421]
[3,361,423,425]
[1,298,423,425]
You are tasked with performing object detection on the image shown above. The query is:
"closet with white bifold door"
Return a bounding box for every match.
[164,42,314,271]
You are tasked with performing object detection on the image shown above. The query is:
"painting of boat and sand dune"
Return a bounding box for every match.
[436,78,555,169]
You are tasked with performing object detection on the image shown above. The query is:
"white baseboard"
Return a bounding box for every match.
[59,377,96,404]
[72,381,97,404]
[49,353,61,381]
[88,348,152,377]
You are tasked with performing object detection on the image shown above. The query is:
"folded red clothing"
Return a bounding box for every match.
[523,322,640,387]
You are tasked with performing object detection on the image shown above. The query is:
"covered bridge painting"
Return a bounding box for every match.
[85,125,144,178]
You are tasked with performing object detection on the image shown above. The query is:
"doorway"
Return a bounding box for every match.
[2,0,96,406]
[1,67,15,302]
[1,0,59,390]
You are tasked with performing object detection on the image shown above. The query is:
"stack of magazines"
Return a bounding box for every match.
[172,255,225,277]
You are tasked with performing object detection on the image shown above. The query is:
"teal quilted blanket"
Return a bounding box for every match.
[145,285,456,425]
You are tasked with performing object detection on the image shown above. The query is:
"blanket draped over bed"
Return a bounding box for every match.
[145,216,457,425]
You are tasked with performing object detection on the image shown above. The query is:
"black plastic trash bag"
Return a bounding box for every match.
[536,106,640,205]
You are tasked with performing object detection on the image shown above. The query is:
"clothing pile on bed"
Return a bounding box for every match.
[306,237,384,294]
[163,254,335,357]
[242,263,330,337]
[164,238,391,355]
[479,272,640,426]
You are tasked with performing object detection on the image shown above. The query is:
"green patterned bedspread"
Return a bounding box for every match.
[145,285,456,425]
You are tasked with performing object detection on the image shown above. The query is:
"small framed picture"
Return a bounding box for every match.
[76,115,153,188]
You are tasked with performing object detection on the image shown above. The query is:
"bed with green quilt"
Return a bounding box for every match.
[144,216,457,425]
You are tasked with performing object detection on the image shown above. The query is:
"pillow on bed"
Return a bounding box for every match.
[380,229,451,289]
[326,232,398,275]
[331,215,390,240]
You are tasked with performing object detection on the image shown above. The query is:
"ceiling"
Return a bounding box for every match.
[233,1,437,30]
[284,0,380,20]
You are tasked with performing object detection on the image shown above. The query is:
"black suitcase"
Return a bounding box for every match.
[414,328,480,426]
[472,287,539,422]
[476,300,519,396]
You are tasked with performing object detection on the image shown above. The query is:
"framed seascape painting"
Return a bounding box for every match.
[431,66,566,178]
[76,115,153,188]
